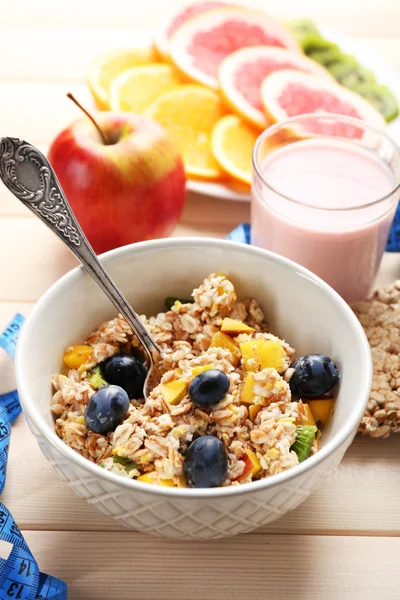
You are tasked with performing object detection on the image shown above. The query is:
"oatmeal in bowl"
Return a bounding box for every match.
[16,238,371,538]
[52,272,339,489]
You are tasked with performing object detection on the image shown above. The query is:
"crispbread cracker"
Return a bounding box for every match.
[352,280,400,437]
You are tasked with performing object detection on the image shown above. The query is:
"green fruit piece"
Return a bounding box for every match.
[308,47,344,68]
[87,365,108,390]
[329,57,375,89]
[290,425,317,463]
[286,19,320,41]
[354,82,399,123]
[113,455,138,472]
[165,296,194,310]
[301,33,339,55]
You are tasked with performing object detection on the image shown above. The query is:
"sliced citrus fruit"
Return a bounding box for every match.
[211,114,258,185]
[219,46,333,129]
[88,46,158,109]
[261,70,386,135]
[109,64,181,114]
[144,84,225,180]
[154,1,229,60]
[169,7,302,89]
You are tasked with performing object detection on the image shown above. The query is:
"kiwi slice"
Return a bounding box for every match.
[301,33,339,56]
[354,82,399,122]
[329,57,376,89]
[87,365,107,390]
[286,19,320,41]
[308,47,345,69]
[165,296,194,310]
[113,455,138,471]
[290,425,317,463]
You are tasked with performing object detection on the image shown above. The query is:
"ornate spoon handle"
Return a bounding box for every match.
[0,137,161,362]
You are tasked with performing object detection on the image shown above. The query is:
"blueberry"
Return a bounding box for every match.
[84,385,129,434]
[183,436,228,488]
[100,353,147,399]
[289,354,339,398]
[188,369,230,406]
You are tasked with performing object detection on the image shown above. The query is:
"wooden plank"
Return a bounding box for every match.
[19,530,400,599]
[0,82,93,145]
[375,252,400,287]
[0,302,34,394]
[0,217,78,303]
[0,194,248,301]
[0,25,142,82]
[1,21,400,81]
[0,212,394,303]
[0,43,400,146]
[2,413,400,535]
[2,0,400,37]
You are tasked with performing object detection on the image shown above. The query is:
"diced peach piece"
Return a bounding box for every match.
[238,449,261,481]
[63,345,94,370]
[160,380,188,405]
[160,478,175,487]
[174,367,183,376]
[249,405,261,422]
[221,318,255,336]
[137,472,175,486]
[240,373,255,405]
[240,339,285,372]
[192,363,214,377]
[137,473,157,484]
[240,374,272,407]
[304,403,316,427]
[177,475,187,488]
[266,448,280,460]
[210,331,240,366]
[309,399,334,425]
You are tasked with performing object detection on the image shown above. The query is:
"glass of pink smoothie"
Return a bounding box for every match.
[251,114,400,302]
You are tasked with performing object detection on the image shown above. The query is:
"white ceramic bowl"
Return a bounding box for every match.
[16,238,372,540]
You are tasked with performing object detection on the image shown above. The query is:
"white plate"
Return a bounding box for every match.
[187,27,400,202]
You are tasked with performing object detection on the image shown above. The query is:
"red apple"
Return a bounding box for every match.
[48,110,186,254]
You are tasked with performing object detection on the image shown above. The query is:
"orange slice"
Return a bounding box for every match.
[219,46,333,129]
[145,84,225,180]
[211,114,259,185]
[88,46,158,109]
[261,70,386,132]
[169,7,301,89]
[109,64,181,113]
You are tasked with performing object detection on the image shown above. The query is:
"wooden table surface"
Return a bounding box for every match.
[1,1,400,598]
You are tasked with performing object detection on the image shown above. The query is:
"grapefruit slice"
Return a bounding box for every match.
[144,84,225,180]
[261,70,386,136]
[169,7,302,89]
[154,1,229,60]
[88,46,158,109]
[219,46,333,129]
[211,114,259,185]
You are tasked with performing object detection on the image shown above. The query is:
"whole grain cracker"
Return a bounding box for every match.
[351,280,400,437]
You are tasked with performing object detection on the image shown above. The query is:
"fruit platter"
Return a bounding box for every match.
[87,1,400,201]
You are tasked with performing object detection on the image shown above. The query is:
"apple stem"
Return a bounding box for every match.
[66,92,109,145]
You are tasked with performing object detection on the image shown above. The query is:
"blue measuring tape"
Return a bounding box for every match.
[0,314,68,599]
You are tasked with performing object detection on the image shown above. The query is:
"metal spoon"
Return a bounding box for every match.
[0,137,163,398]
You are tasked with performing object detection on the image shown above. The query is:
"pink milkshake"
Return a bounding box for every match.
[251,115,400,302]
